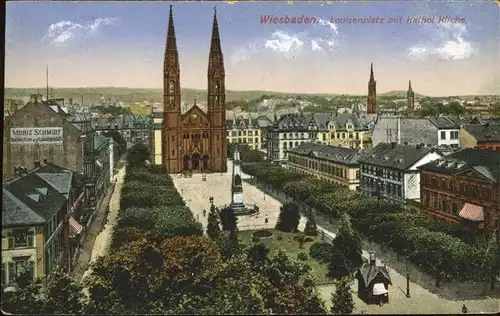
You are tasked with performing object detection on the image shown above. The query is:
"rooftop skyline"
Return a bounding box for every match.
[5,1,500,96]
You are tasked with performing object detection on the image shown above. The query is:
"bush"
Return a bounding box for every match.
[252,236,260,243]
[276,235,283,241]
[297,252,308,261]
[276,203,300,232]
[309,242,335,264]
[253,230,273,238]
[304,237,314,243]
[304,216,319,236]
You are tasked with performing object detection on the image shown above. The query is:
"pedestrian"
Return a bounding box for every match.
[203,209,206,217]
[265,214,268,224]
[462,305,468,314]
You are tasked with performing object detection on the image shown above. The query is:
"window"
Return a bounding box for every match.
[8,229,35,249]
[172,150,175,156]
[355,170,359,179]
[8,260,35,284]
[451,131,459,139]
[452,202,459,215]
[1,263,5,286]
[440,131,446,140]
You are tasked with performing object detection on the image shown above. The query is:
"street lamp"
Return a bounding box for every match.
[405,258,411,298]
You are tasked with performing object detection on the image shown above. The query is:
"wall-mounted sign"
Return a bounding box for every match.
[10,127,63,144]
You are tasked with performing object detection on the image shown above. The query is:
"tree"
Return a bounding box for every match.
[216,231,243,261]
[206,204,221,240]
[127,143,150,167]
[333,213,363,272]
[247,243,270,267]
[276,203,300,232]
[304,214,318,236]
[1,281,44,315]
[219,206,238,232]
[43,269,85,314]
[330,277,355,315]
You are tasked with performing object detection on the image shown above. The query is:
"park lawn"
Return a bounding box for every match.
[239,229,334,285]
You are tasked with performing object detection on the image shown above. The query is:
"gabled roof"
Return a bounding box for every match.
[181,104,209,121]
[419,148,500,183]
[462,124,500,143]
[94,134,111,150]
[356,263,391,287]
[429,116,460,129]
[359,143,439,170]
[2,189,45,227]
[287,142,363,166]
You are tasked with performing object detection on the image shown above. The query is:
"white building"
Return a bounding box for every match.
[359,142,443,205]
[428,117,460,148]
[267,113,318,163]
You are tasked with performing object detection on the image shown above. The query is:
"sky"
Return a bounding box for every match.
[5,1,500,96]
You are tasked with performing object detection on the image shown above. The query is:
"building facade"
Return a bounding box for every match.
[287,142,362,191]
[162,7,227,173]
[2,163,84,289]
[419,148,500,235]
[267,113,316,163]
[460,123,500,152]
[326,113,374,149]
[372,116,460,149]
[226,115,264,150]
[359,143,442,205]
[92,115,151,149]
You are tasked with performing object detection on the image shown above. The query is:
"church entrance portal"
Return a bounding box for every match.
[183,155,190,171]
[202,155,209,170]
[192,153,201,170]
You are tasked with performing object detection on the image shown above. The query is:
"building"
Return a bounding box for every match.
[151,107,163,165]
[91,114,151,149]
[287,142,363,190]
[460,123,500,152]
[226,115,265,150]
[367,63,377,115]
[359,142,443,205]
[355,252,391,305]
[371,116,460,148]
[326,113,374,149]
[2,163,85,289]
[3,95,112,227]
[4,99,25,117]
[162,7,227,173]
[267,113,317,163]
[418,148,500,235]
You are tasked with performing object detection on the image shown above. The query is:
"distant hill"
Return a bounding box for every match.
[378,90,427,98]
[5,87,339,104]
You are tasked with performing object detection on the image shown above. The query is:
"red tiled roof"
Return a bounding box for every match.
[458,203,484,222]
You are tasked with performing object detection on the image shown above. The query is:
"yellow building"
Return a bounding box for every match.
[287,142,362,191]
[130,102,152,116]
[226,116,265,151]
[324,113,373,149]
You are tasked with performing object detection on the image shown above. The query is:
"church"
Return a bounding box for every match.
[162,6,227,173]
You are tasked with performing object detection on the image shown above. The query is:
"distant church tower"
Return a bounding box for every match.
[407,80,415,110]
[367,63,377,114]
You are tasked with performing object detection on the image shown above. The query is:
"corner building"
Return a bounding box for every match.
[162,6,227,173]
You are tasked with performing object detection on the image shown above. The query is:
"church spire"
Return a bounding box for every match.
[165,5,178,53]
[210,7,222,54]
[370,62,374,81]
[408,79,413,91]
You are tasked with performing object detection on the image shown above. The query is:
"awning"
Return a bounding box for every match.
[69,217,83,236]
[459,203,484,222]
[373,283,388,296]
[96,160,103,168]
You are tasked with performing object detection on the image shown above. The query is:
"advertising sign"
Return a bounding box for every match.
[10,127,64,144]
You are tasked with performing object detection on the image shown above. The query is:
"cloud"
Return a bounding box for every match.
[43,17,116,45]
[230,18,340,64]
[407,23,475,61]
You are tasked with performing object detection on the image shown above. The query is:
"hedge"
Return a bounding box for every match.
[242,163,498,282]
[112,165,202,248]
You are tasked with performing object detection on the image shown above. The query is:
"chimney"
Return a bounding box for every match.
[30,94,36,103]
[34,160,41,168]
[390,142,397,149]
[43,159,48,164]
[416,144,422,150]
[369,251,376,266]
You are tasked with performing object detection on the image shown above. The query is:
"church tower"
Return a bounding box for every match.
[207,8,227,172]
[367,63,377,114]
[162,5,182,173]
[407,80,415,111]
